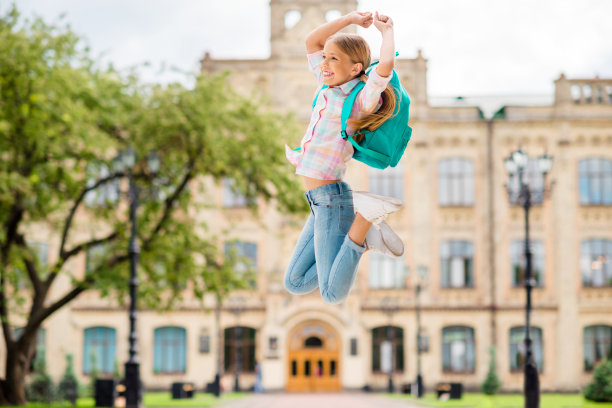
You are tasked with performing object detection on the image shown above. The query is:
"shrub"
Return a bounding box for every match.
[26,352,55,402]
[584,359,612,402]
[58,354,79,404]
[482,347,502,395]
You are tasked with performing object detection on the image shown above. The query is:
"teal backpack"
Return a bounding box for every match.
[310,60,412,169]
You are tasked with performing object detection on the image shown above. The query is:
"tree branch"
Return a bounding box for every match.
[59,172,125,260]
[0,201,24,348]
[46,231,119,288]
[31,252,130,331]
[141,163,195,251]
[0,269,14,349]
[14,234,43,297]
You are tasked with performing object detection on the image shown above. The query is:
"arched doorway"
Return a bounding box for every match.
[286,320,341,392]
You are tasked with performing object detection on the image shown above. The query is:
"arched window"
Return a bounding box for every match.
[224,326,256,373]
[442,326,475,373]
[580,239,612,287]
[583,325,612,371]
[153,326,186,374]
[83,326,116,375]
[509,326,543,372]
[579,158,612,205]
[438,158,474,206]
[440,241,474,288]
[371,326,404,373]
[304,336,323,348]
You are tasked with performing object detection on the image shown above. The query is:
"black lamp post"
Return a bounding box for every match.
[381,297,399,393]
[114,148,160,408]
[504,148,553,408]
[414,265,428,398]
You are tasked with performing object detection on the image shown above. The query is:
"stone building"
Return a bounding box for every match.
[2,0,611,394]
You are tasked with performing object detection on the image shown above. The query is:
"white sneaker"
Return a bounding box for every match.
[364,221,404,257]
[352,191,403,225]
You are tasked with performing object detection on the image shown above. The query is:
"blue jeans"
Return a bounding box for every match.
[284,181,366,304]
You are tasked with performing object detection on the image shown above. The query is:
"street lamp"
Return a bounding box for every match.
[504,148,553,408]
[114,148,161,408]
[381,296,399,393]
[414,265,428,398]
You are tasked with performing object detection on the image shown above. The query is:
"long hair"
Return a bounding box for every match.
[327,33,396,143]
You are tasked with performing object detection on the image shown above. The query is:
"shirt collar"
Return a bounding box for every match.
[334,78,361,94]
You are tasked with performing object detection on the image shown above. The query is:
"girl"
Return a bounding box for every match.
[284,11,404,304]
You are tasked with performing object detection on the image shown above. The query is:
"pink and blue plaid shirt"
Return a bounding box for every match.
[285,50,392,180]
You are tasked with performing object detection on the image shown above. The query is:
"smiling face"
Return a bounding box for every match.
[321,40,363,87]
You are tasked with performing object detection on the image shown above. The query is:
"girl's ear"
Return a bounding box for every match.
[352,62,363,76]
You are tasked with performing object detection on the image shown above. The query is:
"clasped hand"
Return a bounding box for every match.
[348,11,394,32]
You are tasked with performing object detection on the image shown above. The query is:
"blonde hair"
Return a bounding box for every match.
[327,33,396,143]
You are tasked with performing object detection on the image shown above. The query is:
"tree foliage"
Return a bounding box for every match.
[0,5,304,405]
[584,359,612,402]
[481,347,502,395]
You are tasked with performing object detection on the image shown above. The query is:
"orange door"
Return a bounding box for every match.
[287,349,341,392]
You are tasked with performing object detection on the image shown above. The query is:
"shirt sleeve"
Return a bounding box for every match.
[356,67,393,114]
[307,50,324,84]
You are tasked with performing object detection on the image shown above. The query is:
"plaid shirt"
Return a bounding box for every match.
[285,50,392,180]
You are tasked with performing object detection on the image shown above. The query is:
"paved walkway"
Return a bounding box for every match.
[217,392,423,408]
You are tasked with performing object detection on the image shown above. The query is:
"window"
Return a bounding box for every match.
[440,241,474,288]
[583,325,612,371]
[371,326,404,373]
[350,338,358,356]
[154,326,186,374]
[509,326,543,372]
[438,158,474,206]
[580,239,612,287]
[222,178,253,208]
[369,253,407,289]
[224,241,257,287]
[579,158,612,206]
[199,334,210,354]
[224,326,256,373]
[442,326,475,373]
[83,327,116,375]
[368,163,404,201]
[510,240,545,287]
[84,163,120,207]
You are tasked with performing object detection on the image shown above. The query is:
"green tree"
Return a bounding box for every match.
[481,347,502,395]
[0,6,303,405]
[57,354,79,404]
[584,359,612,402]
[25,351,54,403]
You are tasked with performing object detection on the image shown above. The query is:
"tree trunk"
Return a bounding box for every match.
[1,343,31,405]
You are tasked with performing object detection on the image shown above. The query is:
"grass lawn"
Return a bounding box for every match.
[21,392,247,408]
[389,393,612,408]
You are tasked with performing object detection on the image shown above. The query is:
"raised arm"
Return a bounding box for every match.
[373,12,395,77]
[305,11,373,54]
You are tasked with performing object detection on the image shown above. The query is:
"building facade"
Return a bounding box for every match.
[2,0,612,394]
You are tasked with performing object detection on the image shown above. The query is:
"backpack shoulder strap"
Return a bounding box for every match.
[340,81,365,137]
[311,85,329,109]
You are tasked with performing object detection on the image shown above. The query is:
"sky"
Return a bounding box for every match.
[7,0,612,103]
